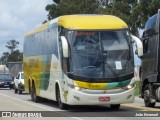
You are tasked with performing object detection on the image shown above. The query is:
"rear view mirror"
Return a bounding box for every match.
[60,36,69,58]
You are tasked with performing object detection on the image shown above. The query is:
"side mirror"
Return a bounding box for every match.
[60,36,68,58]
[131,35,143,57]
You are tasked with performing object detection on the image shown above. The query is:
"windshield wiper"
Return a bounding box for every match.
[102,51,119,79]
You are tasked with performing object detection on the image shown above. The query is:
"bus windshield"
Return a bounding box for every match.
[66,30,134,81]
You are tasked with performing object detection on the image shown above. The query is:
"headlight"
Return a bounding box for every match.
[75,86,81,91]
[11,82,14,84]
[67,83,82,91]
[122,78,136,90]
[0,82,2,84]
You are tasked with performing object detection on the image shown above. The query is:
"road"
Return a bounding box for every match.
[0,88,160,120]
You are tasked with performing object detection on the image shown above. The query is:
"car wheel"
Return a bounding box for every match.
[14,88,18,93]
[14,85,18,94]
[18,87,22,94]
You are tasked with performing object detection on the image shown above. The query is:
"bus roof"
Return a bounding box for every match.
[58,15,128,30]
[25,15,128,36]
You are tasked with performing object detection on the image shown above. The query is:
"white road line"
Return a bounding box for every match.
[0,92,83,120]
[0,92,54,111]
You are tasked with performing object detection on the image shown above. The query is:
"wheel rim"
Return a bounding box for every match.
[144,89,149,100]
[143,85,156,107]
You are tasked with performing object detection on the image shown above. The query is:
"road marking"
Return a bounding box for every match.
[0,92,83,120]
[122,104,160,111]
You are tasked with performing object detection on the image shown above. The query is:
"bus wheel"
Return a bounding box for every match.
[110,104,120,110]
[56,87,67,110]
[31,83,39,103]
[144,84,155,107]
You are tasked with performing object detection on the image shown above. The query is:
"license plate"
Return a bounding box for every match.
[4,85,9,87]
[99,97,110,102]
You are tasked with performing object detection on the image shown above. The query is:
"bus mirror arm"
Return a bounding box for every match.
[60,36,69,58]
[131,35,143,57]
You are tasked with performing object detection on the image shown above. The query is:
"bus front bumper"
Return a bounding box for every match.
[65,87,135,105]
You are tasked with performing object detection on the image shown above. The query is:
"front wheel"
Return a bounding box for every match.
[144,84,156,107]
[56,87,68,110]
[110,104,120,110]
[14,87,18,94]
[18,86,22,94]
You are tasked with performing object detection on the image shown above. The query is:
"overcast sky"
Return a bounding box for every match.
[0,0,141,65]
[0,0,53,56]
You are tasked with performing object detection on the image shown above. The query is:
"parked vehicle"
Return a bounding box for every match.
[8,62,23,80]
[139,9,160,107]
[14,72,24,94]
[0,65,14,89]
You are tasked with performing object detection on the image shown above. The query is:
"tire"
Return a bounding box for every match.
[110,104,120,110]
[18,86,22,94]
[14,88,18,93]
[14,85,18,94]
[56,87,67,110]
[144,84,156,107]
[31,83,40,103]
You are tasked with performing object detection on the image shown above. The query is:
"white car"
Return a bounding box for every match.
[14,72,24,94]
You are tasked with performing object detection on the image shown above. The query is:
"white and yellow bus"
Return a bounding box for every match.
[23,15,143,109]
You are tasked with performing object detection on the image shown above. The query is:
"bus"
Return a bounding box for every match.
[23,15,143,109]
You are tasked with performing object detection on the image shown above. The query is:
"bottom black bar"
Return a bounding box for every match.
[0,111,159,117]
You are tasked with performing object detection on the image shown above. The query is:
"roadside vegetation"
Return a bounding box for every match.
[135,81,140,96]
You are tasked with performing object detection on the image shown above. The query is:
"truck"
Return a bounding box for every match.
[0,65,14,89]
[139,9,160,107]
[8,62,23,79]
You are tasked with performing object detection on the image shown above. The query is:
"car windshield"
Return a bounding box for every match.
[65,30,134,81]
[21,73,24,79]
[0,74,12,80]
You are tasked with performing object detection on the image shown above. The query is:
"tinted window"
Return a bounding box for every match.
[145,14,157,31]
[24,27,58,58]
[143,14,158,37]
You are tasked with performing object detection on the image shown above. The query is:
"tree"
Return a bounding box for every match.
[45,0,138,34]
[6,39,19,54]
[46,0,98,20]
[45,0,160,36]
[0,39,23,65]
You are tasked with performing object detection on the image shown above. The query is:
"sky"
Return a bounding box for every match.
[0,0,53,56]
[0,0,141,65]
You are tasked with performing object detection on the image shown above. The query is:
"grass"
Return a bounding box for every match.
[134,81,140,96]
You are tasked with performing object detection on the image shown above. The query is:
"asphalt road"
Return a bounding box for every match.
[0,88,160,120]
